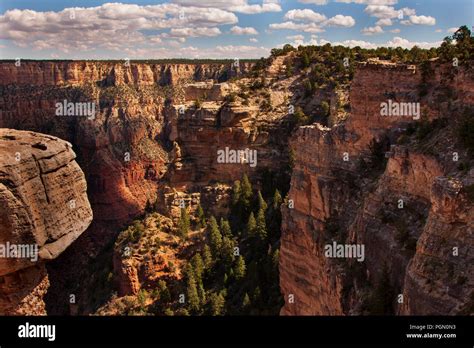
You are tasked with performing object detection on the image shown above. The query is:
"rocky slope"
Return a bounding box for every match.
[0,129,92,314]
[280,59,474,315]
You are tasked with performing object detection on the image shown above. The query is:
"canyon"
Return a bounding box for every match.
[0,52,472,315]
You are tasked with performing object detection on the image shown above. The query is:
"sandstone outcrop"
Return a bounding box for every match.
[0,129,92,314]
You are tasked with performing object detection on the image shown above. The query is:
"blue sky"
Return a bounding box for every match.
[0,0,472,59]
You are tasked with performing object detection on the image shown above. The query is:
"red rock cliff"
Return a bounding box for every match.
[280,60,474,315]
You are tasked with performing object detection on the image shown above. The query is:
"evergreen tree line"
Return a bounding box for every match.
[152,174,284,315]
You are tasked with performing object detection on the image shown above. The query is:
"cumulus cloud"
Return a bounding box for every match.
[390,28,401,33]
[324,15,355,27]
[172,0,282,14]
[170,27,222,37]
[319,38,378,49]
[447,27,458,33]
[284,9,327,22]
[0,3,238,52]
[361,25,384,35]
[375,18,392,26]
[403,15,436,26]
[214,44,270,57]
[230,26,259,35]
[318,36,441,49]
[286,34,305,41]
[249,37,259,42]
[385,36,441,49]
[273,10,354,31]
[401,7,416,16]
[336,0,397,4]
[269,21,325,33]
[364,5,399,18]
[298,0,328,5]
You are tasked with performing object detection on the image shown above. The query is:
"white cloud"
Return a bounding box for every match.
[214,44,270,57]
[406,15,436,26]
[284,9,327,22]
[0,3,238,52]
[361,25,384,35]
[447,27,458,33]
[319,38,378,49]
[292,38,318,46]
[390,28,401,33]
[271,12,354,32]
[364,5,399,18]
[375,18,392,26]
[269,21,325,33]
[286,34,305,40]
[249,37,258,42]
[170,27,222,37]
[324,15,355,27]
[336,0,397,4]
[401,7,416,16]
[318,36,441,49]
[386,36,441,49]
[230,26,259,35]
[171,0,282,14]
[298,0,328,4]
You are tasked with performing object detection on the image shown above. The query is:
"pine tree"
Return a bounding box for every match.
[196,204,206,228]
[302,51,310,68]
[255,208,267,242]
[232,180,241,206]
[158,280,171,302]
[257,191,268,212]
[184,263,195,282]
[220,218,232,237]
[197,279,206,304]
[272,189,282,211]
[272,249,280,271]
[191,253,204,280]
[234,255,246,280]
[209,292,225,315]
[202,244,213,269]
[208,216,222,257]
[186,273,200,312]
[221,236,236,266]
[246,212,256,238]
[240,174,253,211]
[178,207,190,239]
